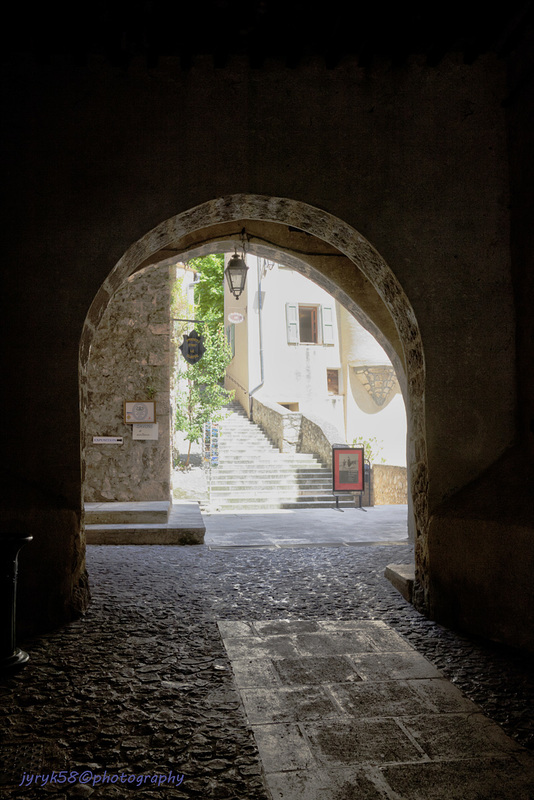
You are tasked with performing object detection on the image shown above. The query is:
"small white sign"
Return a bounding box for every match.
[227,312,245,324]
[124,401,156,423]
[132,423,159,440]
[93,436,124,444]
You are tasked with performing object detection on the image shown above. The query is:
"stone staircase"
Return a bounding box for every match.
[202,402,353,511]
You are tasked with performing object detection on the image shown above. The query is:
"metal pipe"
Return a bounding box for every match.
[0,534,32,672]
[249,258,265,417]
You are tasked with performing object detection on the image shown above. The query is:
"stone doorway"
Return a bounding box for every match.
[80,194,427,609]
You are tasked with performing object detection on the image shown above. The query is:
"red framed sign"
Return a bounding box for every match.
[333,446,364,493]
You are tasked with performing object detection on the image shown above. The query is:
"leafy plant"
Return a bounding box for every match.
[352,436,386,464]
[145,383,157,400]
[174,324,234,466]
[189,254,225,334]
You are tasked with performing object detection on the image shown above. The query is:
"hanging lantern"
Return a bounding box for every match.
[224,229,249,299]
[225,249,248,299]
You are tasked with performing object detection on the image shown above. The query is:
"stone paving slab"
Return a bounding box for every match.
[2,543,533,799]
[218,619,534,800]
[204,505,409,548]
[83,503,407,548]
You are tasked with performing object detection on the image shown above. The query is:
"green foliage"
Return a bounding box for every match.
[171,275,186,319]
[352,436,386,464]
[174,324,234,464]
[145,382,158,400]
[171,273,193,347]
[189,254,225,334]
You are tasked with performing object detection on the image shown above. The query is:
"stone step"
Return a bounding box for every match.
[384,563,415,603]
[209,480,333,489]
[219,429,268,433]
[209,486,332,494]
[216,462,324,469]
[202,498,355,511]
[219,428,270,434]
[219,438,272,443]
[209,476,332,486]
[220,455,322,461]
[85,502,205,544]
[209,485,332,493]
[207,476,332,487]
[219,435,276,443]
[85,501,170,525]
[211,472,328,478]
[211,461,327,468]
[219,433,256,438]
[216,459,324,467]
[201,404,338,512]
[209,468,329,476]
[216,446,321,455]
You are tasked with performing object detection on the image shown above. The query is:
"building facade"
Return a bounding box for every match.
[224,256,407,466]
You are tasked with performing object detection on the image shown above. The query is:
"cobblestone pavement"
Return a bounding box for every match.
[1,542,533,799]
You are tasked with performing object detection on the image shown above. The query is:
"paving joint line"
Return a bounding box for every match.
[206,540,410,550]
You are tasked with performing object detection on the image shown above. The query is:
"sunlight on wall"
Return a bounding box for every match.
[224,256,407,466]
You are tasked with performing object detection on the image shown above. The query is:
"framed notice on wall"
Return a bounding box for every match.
[332,446,364,493]
[124,401,156,424]
[132,423,159,440]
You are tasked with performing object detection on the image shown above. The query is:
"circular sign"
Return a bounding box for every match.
[227,312,245,324]
[132,403,149,421]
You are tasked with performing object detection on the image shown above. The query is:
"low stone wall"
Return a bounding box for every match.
[251,397,302,452]
[372,464,408,505]
[251,397,342,469]
[299,414,342,469]
[251,398,408,507]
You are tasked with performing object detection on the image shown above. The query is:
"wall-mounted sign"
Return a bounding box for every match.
[227,312,245,324]
[332,446,364,493]
[124,401,156,424]
[179,329,205,364]
[132,423,159,440]
[93,436,124,444]
[203,420,219,466]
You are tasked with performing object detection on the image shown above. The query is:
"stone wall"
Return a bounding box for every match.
[252,397,396,508]
[372,465,408,505]
[84,265,172,503]
[251,396,343,468]
[251,397,301,453]
[299,414,343,470]
[4,49,533,651]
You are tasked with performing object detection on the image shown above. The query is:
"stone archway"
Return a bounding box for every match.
[80,194,428,610]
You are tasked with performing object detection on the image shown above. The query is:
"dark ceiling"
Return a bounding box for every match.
[7,1,534,69]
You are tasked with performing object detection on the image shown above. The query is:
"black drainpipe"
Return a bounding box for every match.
[249,258,265,418]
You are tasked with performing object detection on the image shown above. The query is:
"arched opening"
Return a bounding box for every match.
[80,194,428,609]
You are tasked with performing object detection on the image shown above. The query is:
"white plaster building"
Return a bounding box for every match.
[224,255,407,466]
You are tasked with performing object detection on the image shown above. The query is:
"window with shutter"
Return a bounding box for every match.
[286,303,335,345]
[286,303,299,343]
[225,323,235,358]
[322,305,335,345]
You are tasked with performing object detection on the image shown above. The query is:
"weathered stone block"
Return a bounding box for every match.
[384,564,415,603]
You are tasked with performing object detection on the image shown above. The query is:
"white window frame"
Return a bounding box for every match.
[285,303,335,345]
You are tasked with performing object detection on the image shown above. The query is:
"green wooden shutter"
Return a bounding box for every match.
[286,303,299,343]
[322,305,335,345]
[226,323,235,358]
